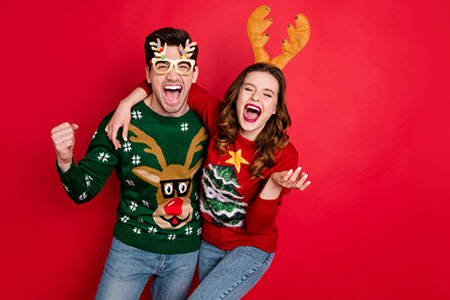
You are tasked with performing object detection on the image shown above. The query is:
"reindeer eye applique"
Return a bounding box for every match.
[163,183,174,198]
[160,179,192,199]
[178,182,188,195]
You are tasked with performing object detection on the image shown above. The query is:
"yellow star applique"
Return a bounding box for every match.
[225,149,249,173]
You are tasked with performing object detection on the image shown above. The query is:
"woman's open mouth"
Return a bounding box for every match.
[243,104,261,123]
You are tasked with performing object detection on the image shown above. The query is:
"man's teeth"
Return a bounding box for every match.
[165,86,181,90]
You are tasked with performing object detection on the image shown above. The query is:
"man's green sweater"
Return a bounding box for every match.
[58,100,208,254]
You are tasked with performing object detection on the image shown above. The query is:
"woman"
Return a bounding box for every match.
[107,62,311,299]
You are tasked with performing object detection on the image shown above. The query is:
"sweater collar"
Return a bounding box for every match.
[236,131,257,150]
[137,100,194,122]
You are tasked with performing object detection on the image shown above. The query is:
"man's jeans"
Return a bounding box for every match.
[188,240,274,300]
[95,237,198,300]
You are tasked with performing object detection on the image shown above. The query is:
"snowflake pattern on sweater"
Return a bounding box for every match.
[136,81,299,252]
[57,101,208,255]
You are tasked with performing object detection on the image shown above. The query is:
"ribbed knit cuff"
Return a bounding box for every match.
[56,159,78,180]
[246,194,280,233]
[252,194,281,212]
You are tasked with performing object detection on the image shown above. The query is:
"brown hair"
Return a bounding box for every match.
[215,63,291,179]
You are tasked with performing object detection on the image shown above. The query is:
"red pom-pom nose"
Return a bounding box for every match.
[164,198,183,216]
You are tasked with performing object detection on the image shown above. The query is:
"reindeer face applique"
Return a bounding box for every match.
[128,124,207,230]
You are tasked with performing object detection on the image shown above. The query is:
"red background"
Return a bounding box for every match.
[2,0,450,299]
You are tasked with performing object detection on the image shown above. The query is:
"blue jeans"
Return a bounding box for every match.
[95,237,198,300]
[188,240,274,300]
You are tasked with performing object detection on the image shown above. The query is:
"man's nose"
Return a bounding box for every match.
[166,64,179,79]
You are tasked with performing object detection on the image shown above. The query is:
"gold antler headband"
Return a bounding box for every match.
[247,5,311,70]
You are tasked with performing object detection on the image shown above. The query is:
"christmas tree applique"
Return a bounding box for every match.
[200,164,247,228]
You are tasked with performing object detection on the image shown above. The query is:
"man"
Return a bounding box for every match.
[51,27,207,300]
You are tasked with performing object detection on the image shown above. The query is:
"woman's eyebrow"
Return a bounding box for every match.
[263,88,275,95]
[243,82,275,95]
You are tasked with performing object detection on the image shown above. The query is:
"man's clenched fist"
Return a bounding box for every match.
[51,122,79,173]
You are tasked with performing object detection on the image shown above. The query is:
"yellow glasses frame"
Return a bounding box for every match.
[151,57,196,76]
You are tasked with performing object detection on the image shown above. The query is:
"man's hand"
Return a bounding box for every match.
[51,122,79,173]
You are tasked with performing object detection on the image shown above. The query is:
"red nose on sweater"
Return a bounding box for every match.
[164,198,183,216]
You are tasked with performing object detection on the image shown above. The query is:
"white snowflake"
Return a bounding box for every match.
[197,228,202,235]
[121,215,130,223]
[142,200,150,207]
[167,234,176,241]
[129,201,138,212]
[131,155,141,165]
[180,122,189,132]
[85,174,93,187]
[92,131,97,139]
[97,152,110,162]
[78,192,87,201]
[138,218,144,223]
[123,141,132,152]
[132,110,143,119]
[62,183,69,192]
[133,227,142,234]
[125,179,135,186]
[195,211,200,220]
[148,226,158,234]
[185,226,193,235]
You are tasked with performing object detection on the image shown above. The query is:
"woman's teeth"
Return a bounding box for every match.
[244,104,261,122]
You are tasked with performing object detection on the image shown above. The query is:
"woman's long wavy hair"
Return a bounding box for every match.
[215,63,292,179]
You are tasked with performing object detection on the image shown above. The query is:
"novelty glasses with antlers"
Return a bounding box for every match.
[149,38,197,76]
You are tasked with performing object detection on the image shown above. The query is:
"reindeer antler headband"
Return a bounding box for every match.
[247,5,311,70]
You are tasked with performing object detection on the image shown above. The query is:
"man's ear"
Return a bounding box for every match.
[192,65,199,83]
[146,66,151,84]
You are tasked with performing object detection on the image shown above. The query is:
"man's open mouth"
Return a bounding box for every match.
[163,84,182,104]
[243,104,261,123]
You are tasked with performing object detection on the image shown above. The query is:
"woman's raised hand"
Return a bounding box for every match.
[271,167,311,191]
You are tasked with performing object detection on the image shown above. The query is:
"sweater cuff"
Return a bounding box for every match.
[246,195,280,233]
[252,194,281,213]
[56,159,78,181]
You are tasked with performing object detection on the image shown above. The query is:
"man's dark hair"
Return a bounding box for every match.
[145,27,199,67]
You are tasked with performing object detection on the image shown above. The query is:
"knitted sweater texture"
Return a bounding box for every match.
[187,84,298,253]
[139,81,299,252]
[58,100,208,254]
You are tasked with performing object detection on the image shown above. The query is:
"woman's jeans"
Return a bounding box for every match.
[95,237,198,300]
[188,240,274,300]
